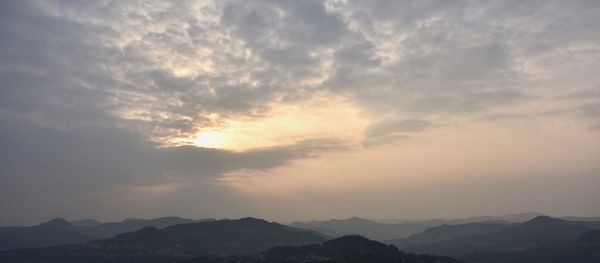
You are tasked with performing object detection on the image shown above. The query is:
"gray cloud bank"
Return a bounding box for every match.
[1,0,600,223]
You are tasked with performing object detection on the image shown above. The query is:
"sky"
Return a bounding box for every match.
[1,0,600,225]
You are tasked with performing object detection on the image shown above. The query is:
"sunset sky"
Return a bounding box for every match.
[1,0,600,225]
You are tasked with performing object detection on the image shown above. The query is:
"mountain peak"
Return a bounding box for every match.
[328,217,374,224]
[525,215,567,226]
[239,217,267,222]
[348,216,370,221]
[37,218,73,228]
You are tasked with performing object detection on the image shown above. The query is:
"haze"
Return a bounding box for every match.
[1,0,600,226]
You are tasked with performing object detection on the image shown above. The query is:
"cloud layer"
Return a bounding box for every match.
[1,0,600,223]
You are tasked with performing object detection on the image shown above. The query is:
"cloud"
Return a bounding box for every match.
[0,110,347,222]
[4,0,597,141]
[2,0,600,223]
[362,118,432,146]
[366,118,431,137]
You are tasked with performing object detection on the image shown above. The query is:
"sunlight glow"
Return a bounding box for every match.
[194,131,227,148]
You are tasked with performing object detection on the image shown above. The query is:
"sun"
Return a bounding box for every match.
[194,131,226,148]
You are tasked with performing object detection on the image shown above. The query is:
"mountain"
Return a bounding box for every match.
[0,235,467,263]
[260,235,466,263]
[460,228,600,263]
[37,218,74,229]
[0,216,212,251]
[96,217,327,255]
[0,217,329,262]
[71,219,101,227]
[0,218,94,251]
[77,216,211,238]
[394,216,596,256]
[378,212,542,225]
[390,222,510,247]
[561,216,600,222]
[290,217,428,240]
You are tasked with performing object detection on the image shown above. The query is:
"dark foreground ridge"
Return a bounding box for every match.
[261,235,465,263]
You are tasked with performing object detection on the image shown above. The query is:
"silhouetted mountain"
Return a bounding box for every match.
[78,216,211,238]
[526,215,567,226]
[0,222,94,251]
[0,218,329,263]
[37,218,74,229]
[96,217,327,256]
[378,212,542,225]
[2,215,598,263]
[561,216,600,222]
[393,216,599,258]
[291,217,428,240]
[390,222,509,247]
[0,216,213,251]
[71,219,102,227]
[460,228,600,263]
[261,235,466,263]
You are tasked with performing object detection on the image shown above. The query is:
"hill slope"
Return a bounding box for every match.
[261,235,466,263]
[0,218,94,251]
[97,217,327,255]
[0,216,213,251]
[0,218,329,262]
[395,216,596,256]
[390,221,509,247]
[291,217,427,240]
[0,235,467,263]
[78,216,209,238]
[461,228,600,263]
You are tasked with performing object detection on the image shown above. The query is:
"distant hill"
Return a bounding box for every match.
[97,217,327,256]
[71,219,101,227]
[378,212,542,225]
[0,217,329,262]
[78,216,211,238]
[561,216,600,222]
[390,222,509,246]
[461,228,600,263]
[37,218,74,229]
[290,217,428,240]
[393,216,598,257]
[0,216,213,251]
[0,218,94,251]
